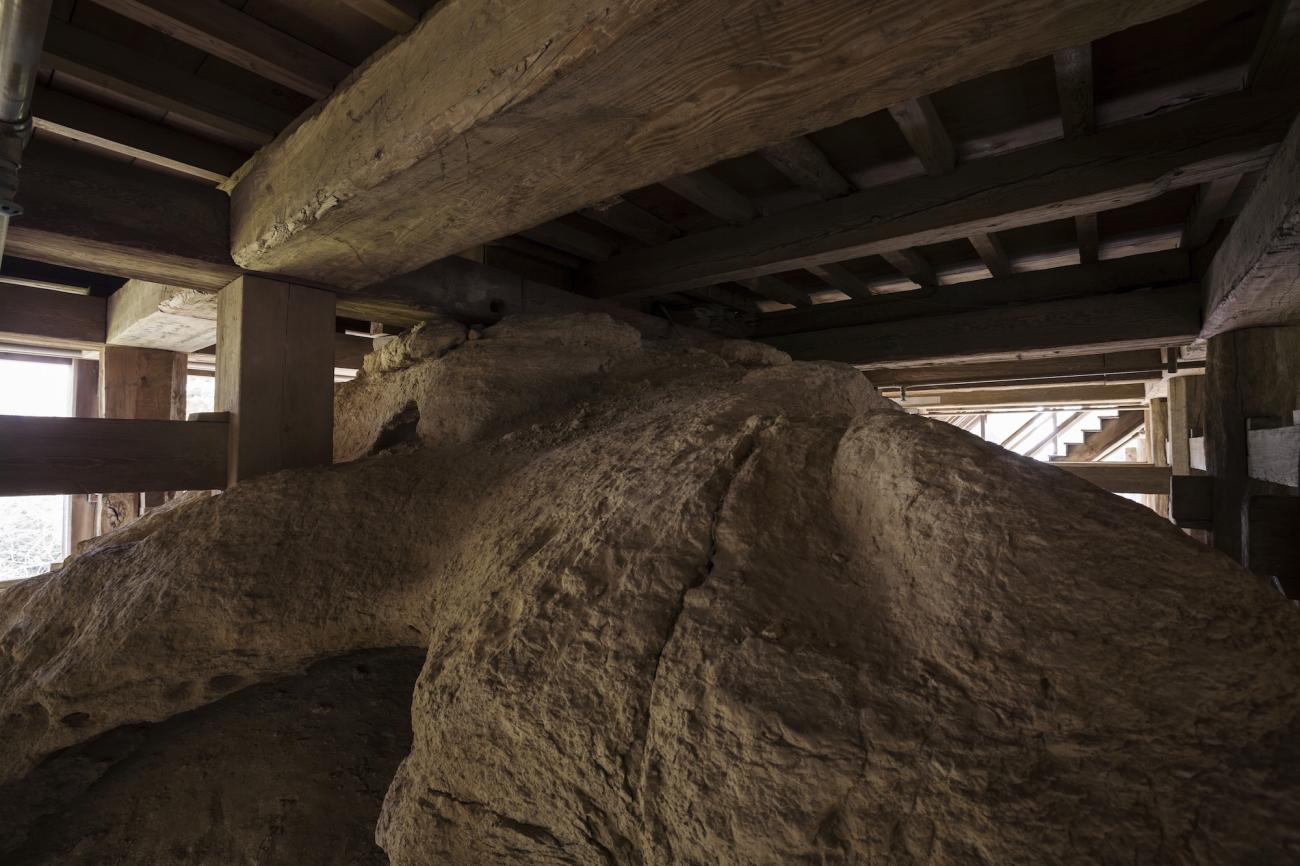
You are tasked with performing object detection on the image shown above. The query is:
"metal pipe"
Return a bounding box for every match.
[0,0,54,219]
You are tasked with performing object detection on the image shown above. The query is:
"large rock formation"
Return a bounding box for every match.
[1,313,1297,864]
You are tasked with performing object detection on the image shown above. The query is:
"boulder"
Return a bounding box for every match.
[1,313,1296,864]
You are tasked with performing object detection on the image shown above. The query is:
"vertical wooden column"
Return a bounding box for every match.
[1148,397,1171,518]
[1205,333,1249,560]
[97,345,188,532]
[216,276,335,486]
[67,358,101,550]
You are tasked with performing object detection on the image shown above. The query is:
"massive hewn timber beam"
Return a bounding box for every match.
[761,285,1200,367]
[1200,108,1300,337]
[0,415,228,496]
[228,0,1204,288]
[587,91,1290,298]
[8,139,240,291]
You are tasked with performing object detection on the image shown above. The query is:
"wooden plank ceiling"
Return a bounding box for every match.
[1,0,1297,375]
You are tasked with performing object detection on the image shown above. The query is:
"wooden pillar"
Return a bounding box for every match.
[1168,377,1193,475]
[1205,333,1249,560]
[97,345,188,532]
[67,358,100,550]
[1148,397,1171,518]
[216,276,335,486]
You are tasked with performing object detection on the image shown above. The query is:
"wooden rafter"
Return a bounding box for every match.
[759,137,853,198]
[89,0,352,99]
[41,20,290,147]
[340,0,422,33]
[888,96,955,176]
[31,84,245,184]
[586,91,1287,299]
[1180,174,1243,249]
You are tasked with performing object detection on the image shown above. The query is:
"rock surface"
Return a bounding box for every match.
[1,312,1298,864]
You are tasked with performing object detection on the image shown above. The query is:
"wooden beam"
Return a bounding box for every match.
[1170,475,1214,528]
[968,231,1013,278]
[804,262,875,300]
[8,139,239,291]
[0,284,105,349]
[743,276,813,308]
[31,85,246,184]
[760,137,853,197]
[216,277,335,485]
[228,0,1206,287]
[517,220,618,261]
[41,20,290,147]
[1053,44,1095,139]
[582,196,679,246]
[760,285,1200,367]
[91,0,352,99]
[880,249,937,287]
[866,349,1166,390]
[1201,109,1300,336]
[340,0,421,33]
[910,382,1146,410]
[888,96,954,176]
[753,249,1191,338]
[660,172,756,224]
[1180,175,1242,250]
[68,359,101,549]
[1248,0,1300,91]
[586,91,1288,298]
[0,415,226,496]
[1053,462,1171,494]
[108,281,218,354]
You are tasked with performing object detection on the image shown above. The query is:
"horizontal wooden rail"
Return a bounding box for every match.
[0,415,227,495]
[1053,462,1171,495]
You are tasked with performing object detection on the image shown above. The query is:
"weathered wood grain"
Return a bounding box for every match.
[1201,109,1300,336]
[229,0,1205,287]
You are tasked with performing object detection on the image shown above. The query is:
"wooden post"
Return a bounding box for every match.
[68,358,100,549]
[1168,377,1193,475]
[1205,333,1249,560]
[216,276,335,486]
[1148,397,1171,518]
[97,345,188,532]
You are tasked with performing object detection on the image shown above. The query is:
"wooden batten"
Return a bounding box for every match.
[217,276,335,486]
